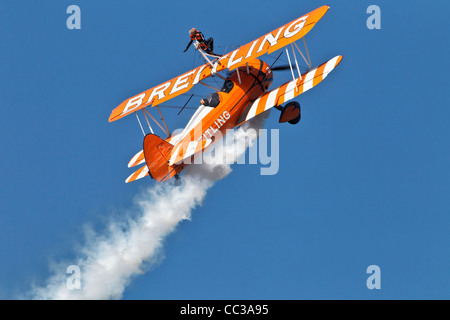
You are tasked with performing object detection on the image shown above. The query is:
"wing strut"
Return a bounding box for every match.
[293,41,312,70]
[143,108,170,137]
[195,46,227,81]
[135,112,145,136]
[285,48,296,84]
[156,105,171,136]
[303,38,312,69]
[196,43,216,68]
[141,109,154,134]
[291,44,302,81]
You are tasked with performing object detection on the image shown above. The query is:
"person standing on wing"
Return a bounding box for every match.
[184,28,221,57]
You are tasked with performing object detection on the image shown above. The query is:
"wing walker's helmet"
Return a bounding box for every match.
[189,28,198,35]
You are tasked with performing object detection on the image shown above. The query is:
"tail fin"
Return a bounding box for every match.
[143,134,180,182]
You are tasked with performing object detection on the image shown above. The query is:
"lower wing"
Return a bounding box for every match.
[237,55,342,125]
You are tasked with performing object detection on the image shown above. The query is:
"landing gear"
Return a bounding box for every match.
[278,101,301,125]
[174,174,182,187]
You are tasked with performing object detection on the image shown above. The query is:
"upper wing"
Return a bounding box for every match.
[109,63,213,122]
[238,55,343,125]
[222,5,330,71]
[109,5,330,122]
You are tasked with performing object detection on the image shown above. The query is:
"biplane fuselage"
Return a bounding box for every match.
[144,59,273,182]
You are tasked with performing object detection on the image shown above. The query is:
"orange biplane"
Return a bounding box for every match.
[109,5,343,183]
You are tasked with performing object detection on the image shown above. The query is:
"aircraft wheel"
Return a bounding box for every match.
[279,101,301,125]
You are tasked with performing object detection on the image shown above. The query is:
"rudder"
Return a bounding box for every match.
[143,134,179,182]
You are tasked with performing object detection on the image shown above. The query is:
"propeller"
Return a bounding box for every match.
[271,65,292,71]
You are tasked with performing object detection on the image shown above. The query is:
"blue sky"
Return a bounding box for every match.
[0,0,449,299]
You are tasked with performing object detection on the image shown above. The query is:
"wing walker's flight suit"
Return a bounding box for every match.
[184,28,220,57]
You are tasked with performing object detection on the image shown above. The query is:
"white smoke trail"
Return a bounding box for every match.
[29,114,268,300]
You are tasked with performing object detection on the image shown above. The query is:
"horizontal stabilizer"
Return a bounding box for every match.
[128,150,145,168]
[125,165,149,183]
[169,139,213,166]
